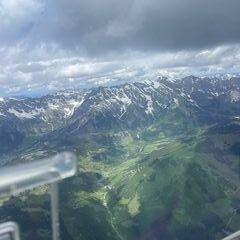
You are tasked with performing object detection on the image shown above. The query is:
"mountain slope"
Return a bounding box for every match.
[48,76,240,139]
[0,90,84,153]
[0,75,240,240]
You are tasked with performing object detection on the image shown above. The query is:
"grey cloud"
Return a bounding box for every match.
[15,63,48,73]
[30,0,240,56]
[0,0,44,45]
[0,0,240,96]
[1,44,240,96]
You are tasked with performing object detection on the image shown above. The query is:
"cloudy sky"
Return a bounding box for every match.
[1,0,240,96]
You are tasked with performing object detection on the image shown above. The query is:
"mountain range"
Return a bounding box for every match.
[0,75,239,154]
[0,75,240,240]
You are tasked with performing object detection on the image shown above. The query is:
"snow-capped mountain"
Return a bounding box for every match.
[63,75,240,133]
[0,75,239,153]
[0,90,85,134]
[0,90,85,153]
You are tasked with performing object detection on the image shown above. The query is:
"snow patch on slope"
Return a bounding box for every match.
[64,98,85,117]
[230,90,240,102]
[8,108,37,119]
[145,95,154,115]
[115,94,132,105]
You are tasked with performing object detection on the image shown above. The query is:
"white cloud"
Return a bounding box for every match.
[0,0,44,44]
[0,1,240,96]
[0,43,240,96]
[60,62,113,78]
